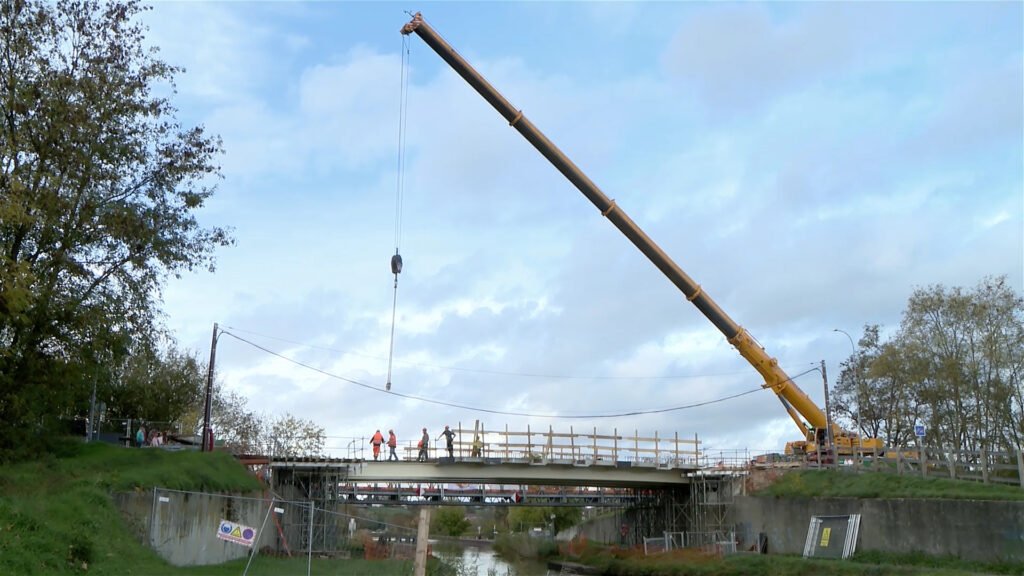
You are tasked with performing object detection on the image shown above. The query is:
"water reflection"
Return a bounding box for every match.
[432,541,549,576]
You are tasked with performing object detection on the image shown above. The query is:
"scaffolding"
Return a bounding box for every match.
[683,472,736,553]
[271,465,352,555]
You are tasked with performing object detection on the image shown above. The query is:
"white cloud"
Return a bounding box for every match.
[153,3,1022,457]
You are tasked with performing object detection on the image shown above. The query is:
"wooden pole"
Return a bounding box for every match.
[413,508,431,576]
[981,445,989,484]
[917,438,927,479]
[1016,445,1024,489]
[674,432,679,467]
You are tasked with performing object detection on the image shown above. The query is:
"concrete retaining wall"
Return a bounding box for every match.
[116,490,279,566]
[731,496,1024,562]
[558,514,622,544]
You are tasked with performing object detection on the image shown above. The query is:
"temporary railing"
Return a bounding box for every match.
[402,424,701,468]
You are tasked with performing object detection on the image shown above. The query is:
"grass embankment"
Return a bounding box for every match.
[0,440,426,575]
[756,469,1024,500]
[572,547,1022,576]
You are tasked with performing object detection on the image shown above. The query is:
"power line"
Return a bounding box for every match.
[220,330,820,420]
[222,324,754,382]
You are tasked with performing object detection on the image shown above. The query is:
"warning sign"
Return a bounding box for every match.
[819,527,831,547]
[217,519,257,547]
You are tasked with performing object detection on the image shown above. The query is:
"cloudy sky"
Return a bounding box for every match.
[145,2,1022,457]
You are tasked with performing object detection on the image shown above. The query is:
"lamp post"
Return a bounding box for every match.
[833,329,859,455]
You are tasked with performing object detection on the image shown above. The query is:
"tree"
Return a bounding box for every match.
[507,506,581,535]
[0,0,231,457]
[181,380,325,456]
[432,507,471,537]
[268,413,325,457]
[833,277,1024,454]
[102,343,204,427]
[899,276,1024,454]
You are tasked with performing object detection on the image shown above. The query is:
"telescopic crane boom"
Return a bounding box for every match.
[402,13,873,454]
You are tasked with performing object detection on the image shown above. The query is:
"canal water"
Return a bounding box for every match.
[431,541,550,576]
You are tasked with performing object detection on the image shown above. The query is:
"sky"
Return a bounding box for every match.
[144,2,1023,458]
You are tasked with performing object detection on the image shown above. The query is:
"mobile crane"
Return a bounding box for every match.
[401,13,883,458]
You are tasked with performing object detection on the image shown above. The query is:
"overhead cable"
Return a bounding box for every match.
[220,330,820,420]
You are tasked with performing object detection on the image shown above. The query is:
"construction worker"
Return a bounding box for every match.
[369,429,384,461]
[438,425,455,458]
[417,428,429,462]
[387,429,398,461]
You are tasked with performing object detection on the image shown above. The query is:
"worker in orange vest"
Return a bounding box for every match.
[387,429,398,461]
[369,429,384,461]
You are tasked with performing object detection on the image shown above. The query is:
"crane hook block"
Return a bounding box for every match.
[391,253,403,275]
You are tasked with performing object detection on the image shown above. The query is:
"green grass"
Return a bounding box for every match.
[0,439,254,575]
[851,551,1024,575]
[756,469,1024,500]
[0,439,449,575]
[571,547,1016,576]
[112,556,430,575]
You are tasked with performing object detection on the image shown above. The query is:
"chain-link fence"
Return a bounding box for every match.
[134,487,432,574]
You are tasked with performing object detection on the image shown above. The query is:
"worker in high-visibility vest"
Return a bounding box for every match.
[369,429,384,461]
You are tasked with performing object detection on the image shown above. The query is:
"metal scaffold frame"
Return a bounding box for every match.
[272,466,352,556]
[683,472,737,553]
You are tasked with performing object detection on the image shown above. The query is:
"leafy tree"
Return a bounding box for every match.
[507,505,581,534]
[899,276,1023,454]
[432,506,471,537]
[267,413,325,457]
[833,277,1024,454]
[0,0,230,458]
[102,343,204,427]
[180,379,325,455]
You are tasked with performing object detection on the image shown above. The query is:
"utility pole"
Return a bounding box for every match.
[202,323,220,452]
[413,508,431,576]
[821,360,835,467]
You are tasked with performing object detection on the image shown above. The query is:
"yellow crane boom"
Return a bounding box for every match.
[402,13,881,456]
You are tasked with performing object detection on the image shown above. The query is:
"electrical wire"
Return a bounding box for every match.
[220,330,821,420]
[223,325,755,382]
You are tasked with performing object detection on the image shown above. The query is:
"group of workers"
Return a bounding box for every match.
[370,425,479,461]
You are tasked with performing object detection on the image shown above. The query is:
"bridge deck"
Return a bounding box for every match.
[269,456,698,487]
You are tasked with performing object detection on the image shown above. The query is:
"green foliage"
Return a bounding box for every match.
[575,549,1012,576]
[493,532,541,560]
[0,440,261,575]
[507,505,582,533]
[0,0,232,460]
[756,470,1024,501]
[103,344,206,427]
[831,276,1024,455]
[432,506,472,537]
[852,551,1024,575]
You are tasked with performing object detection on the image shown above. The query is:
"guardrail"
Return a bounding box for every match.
[747,446,1024,488]
[275,426,701,467]
[401,425,701,467]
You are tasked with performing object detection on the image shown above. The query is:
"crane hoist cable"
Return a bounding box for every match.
[386,33,412,391]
